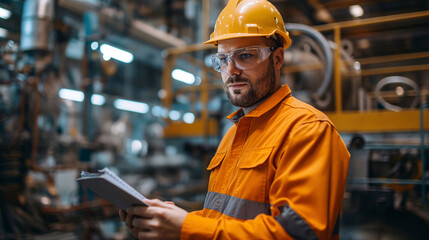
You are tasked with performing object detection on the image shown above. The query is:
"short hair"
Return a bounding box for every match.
[266,34,283,49]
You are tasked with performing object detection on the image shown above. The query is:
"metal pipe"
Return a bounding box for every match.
[20,0,55,52]
[374,76,420,112]
[57,0,186,48]
[285,23,333,99]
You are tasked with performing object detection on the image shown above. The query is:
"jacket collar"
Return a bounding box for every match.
[227,84,292,123]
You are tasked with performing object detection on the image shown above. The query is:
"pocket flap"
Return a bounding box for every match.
[207,152,226,170]
[238,146,274,169]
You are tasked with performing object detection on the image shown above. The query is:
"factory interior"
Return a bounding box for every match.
[0,0,429,239]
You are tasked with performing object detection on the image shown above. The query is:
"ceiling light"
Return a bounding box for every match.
[315,9,332,22]
[91,41,99,50]
[172,69,196,84]
[357,39,370,49]
[59,88,84,102]
[0,28,7,38]
[100,44,133,63]
[40,196,51,205]
[157,89,167,99]
[349,5,364,18]
[91,94,105,105]
[103,54,111,61]
[114,99,149,113]
[131,139,143,154]
[0,7,11,20]
[396,86,405,96]
[353,61,361,71]
[183,112,195,124]
[168,110,181,121]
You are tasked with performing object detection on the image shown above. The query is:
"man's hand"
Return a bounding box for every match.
[119,208,142,238]
[120,199,188,240]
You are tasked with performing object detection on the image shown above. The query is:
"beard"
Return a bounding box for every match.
[224,57,277,108]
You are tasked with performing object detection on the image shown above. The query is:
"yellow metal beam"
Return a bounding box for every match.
[327,109,429,133]
[284,52,429,73]
[163,109,429,137]
[313,10,429,32]
[334,27,342,113]
[163,119,219,138]
[165,43,215,56]
[344,64,429,77]
[357,51,429,65]
[202,0,210,42]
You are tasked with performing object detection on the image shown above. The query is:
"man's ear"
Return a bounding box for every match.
[273,47,284,70]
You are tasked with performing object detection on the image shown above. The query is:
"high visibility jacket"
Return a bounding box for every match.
[180,85,350,240]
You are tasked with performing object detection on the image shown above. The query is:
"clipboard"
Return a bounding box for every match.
[77,168,148,210]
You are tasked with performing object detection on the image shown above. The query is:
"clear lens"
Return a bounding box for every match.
[211,54,222,72]
[211,46,274,73]
[234,48,260,65]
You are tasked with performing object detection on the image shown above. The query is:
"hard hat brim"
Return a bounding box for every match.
[204,31,291,49]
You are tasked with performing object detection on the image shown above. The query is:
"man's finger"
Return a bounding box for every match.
[127,206,153,218]
[132,217,155,231]
[125,212,134,228]
[119,209,127,221]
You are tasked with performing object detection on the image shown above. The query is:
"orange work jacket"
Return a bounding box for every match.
[181,85,350,240]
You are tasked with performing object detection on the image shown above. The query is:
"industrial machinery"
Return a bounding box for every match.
[0,0,209,238]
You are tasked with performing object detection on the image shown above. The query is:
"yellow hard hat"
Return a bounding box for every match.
[204,0,292,49]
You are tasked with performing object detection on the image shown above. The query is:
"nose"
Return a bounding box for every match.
[225,58,241,76]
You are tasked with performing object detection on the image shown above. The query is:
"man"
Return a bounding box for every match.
[120,0,350,239]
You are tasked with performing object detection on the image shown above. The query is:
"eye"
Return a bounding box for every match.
[236,49,258,61]
[217,55,228,63]
[239,53,253,59]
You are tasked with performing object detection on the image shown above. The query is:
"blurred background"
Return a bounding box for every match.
[0,0,428,239]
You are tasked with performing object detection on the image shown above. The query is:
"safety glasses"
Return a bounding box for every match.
[211,46,276,73]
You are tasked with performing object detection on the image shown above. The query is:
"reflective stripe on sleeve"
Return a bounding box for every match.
[203,191,271,220]
[275,203,319,240]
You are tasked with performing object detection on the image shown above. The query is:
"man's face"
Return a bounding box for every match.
[217,37,280,108]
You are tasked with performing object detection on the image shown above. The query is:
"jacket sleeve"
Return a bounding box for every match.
[271,120,350,239]
[188,210,203,216]
[180,120,350,240]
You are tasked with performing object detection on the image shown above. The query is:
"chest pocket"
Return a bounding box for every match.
[238,147,274,169]
[206,151,226,191]
[207,152,226,171]
[232,146,274,202]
